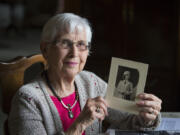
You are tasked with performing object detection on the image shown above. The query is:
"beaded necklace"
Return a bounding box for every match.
[44,71,78,119]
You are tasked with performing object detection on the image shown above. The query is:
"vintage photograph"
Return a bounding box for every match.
[114,66,139,101]
[105,57,149,114]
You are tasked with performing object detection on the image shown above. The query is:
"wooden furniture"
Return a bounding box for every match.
[0,54,46,134]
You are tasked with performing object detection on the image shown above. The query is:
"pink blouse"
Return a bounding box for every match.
[50,92,85,135]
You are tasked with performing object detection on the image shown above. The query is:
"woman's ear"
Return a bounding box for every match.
[40,42,49,60]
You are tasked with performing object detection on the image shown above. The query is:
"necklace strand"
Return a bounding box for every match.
[60,99,78,109]
[44,71,78,119]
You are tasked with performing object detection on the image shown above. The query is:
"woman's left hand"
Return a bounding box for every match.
[136,93,162,123]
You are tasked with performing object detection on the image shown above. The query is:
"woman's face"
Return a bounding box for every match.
[46,29,89,78]
[124,74,130,80]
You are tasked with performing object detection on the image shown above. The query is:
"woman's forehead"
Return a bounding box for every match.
[60,29,87,41]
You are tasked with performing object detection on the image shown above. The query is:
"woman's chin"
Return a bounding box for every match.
[63,68,80,78]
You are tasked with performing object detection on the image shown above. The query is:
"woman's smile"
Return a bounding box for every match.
[65,61,79,67]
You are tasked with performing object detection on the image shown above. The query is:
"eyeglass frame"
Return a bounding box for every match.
[52,38,91,51]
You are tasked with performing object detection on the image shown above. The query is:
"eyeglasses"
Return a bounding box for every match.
[55,38,91,51]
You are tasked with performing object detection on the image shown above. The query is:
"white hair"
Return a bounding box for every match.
[41,13,92,44]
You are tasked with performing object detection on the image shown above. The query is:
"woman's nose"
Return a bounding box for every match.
[69,44,79,56]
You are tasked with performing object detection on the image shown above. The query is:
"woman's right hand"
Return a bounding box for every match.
[80,96,108,122]
[67,96,108,134]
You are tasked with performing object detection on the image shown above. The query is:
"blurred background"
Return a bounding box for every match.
[0,0,180,134]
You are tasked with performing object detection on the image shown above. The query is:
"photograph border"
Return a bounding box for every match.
[105,57,149,114]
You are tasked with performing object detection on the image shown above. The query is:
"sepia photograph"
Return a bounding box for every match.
[106,57,149,114]
[114,66,139,101]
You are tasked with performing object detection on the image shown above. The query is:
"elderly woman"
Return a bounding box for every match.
[8,13,162,135]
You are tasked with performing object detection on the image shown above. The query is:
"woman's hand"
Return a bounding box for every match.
[67,96,108,134]
[136,93,162,123]
[79,96,108,124]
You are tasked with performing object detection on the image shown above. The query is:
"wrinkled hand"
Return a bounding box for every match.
[136,93,162,123]
[76,96,108,130]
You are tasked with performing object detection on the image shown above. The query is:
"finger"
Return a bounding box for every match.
[95,102,108,116]
[82,98,106,124]
[98,115,105,121]
[140,111,157,121]
[139,107,154,114]
[137,100,161,112]
[94,97,108,115]
[94,96,109,107]
[82,105,97,121]
[152,109,159,116]
[86,98,94,106]
[137,93,162,104]
[90,106,105,121]
[139,107,159,116]
[94,108,106,121]
[93,106,105,120]
[86,98,107,115]
[136,100,160,108]
[99,103,108,116]
[138,93,162,103]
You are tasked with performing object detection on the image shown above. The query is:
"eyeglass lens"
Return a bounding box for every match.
[58,39,90,51]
